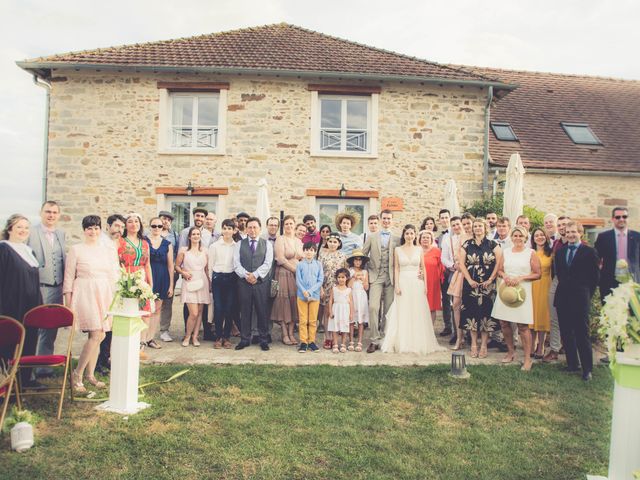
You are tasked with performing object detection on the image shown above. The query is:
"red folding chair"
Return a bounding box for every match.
[16,304,75,420]
[0,316,25,430]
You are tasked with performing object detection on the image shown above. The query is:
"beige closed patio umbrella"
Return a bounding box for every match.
[256,178,271,227]
[443,179,461,217]
[502,152,525,224]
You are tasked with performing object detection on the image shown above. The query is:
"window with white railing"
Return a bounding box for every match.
[310,92,378,157]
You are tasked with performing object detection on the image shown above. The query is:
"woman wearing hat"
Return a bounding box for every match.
[491,226,541,370]
[347,249,369,351]
[335,212,362,257]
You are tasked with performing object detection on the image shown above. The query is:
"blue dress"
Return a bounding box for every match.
[147,237,171,299]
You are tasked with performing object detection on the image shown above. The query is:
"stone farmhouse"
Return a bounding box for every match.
[17,23,639,238]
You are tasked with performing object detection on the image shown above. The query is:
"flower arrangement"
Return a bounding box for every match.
[2,406,39,433]
[112,268,157,308]
[599,259,640,363]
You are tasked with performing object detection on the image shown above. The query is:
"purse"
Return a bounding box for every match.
[270,279,279,298]
[186,278,204,292]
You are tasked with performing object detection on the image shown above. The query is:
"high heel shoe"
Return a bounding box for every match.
[470,346,479,358]
[85,376,106,389]
[71,370,87,393]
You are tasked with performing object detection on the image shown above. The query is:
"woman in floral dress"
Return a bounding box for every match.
[459,219,501,359]
[319,232,347,349]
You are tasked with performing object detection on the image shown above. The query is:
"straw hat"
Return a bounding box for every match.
[498,282,526,308]
[335,212,357,230]
[347,249,370,266]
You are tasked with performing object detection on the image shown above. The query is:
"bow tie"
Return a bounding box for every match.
[381,231,390,236]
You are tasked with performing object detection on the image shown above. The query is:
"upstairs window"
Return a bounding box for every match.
[561,122,602,145]
[170,93,220,149]
[491,122,518,141]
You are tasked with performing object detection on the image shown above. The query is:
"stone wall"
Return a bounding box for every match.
[46,70,489,241]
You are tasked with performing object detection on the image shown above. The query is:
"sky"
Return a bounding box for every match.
[1,0,639,222]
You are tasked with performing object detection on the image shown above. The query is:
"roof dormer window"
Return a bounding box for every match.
[561,123,602,145]
[490,122,518,141]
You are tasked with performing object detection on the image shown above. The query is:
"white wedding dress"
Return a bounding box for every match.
[381,246,445,355]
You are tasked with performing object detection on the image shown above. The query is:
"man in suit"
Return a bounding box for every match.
[233,217,273,351]
[485,211,498,240]
[436,209,453,336]
[362,209,399,353]
[27,201,66,378]
[595,206,640,303]
[554,221,599,381]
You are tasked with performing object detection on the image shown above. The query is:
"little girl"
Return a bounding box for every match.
[328,268,353,353]
[347,250,369,352]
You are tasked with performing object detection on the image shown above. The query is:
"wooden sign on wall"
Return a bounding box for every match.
[381,197,404,211]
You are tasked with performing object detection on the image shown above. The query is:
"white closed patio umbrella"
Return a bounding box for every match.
[443,179,461,217]
[502,152,526,224]
[256,178,271,227]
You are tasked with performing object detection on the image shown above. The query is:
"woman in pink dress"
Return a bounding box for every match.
[175,227,210,347]
[64,215,119,393]
[419,230,444,324]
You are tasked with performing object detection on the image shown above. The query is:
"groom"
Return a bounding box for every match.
[233,217,273,351]
[362,209,399,353]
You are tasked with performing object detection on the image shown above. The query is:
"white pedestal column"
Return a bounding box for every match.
[96,313,150,415]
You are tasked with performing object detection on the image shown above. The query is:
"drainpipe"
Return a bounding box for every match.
[482,86,493,194]
[33,74,51,202]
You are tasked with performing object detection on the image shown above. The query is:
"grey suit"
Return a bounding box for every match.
[363,231,399,344]
[27,224,66,375]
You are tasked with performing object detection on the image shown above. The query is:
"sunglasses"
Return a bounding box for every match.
[614,215,628,220]
[150,224,163,228]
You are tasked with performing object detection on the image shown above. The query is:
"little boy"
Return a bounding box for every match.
[295,242,324,352]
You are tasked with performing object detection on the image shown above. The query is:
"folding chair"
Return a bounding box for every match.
[0,316,25,430]
[16,305,75,420]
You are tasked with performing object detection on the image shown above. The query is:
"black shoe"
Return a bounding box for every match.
[260,342,270,351]
[298,343,308,353]
[497,343,509,353]
[308,342,319,352]
[487,339,500,349]
[23,380,47,391]
[267,334,273,344]
[563,366,581,374]
[235,341,250,350]
[251,335,260,345]
[439,328,452,337]
[448,335,457,345]
[582,372,593,382]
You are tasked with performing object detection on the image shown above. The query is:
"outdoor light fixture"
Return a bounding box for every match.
[449,351,470,379]
[339,184,347,198]
[186,181,194,196]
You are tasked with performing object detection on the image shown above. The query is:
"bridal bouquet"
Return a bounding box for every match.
[599,259,640,363]
[113,267,157,306]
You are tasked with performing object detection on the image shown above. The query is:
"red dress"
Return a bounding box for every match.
[118,236,151,310]
[422,247,444,311]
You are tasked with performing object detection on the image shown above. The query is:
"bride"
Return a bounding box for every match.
[382,225,445,355]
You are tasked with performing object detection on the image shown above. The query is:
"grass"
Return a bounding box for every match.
[1,363,612,480]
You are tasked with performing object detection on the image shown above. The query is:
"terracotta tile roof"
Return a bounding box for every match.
[470,67,640,173]
[18,23,508,86]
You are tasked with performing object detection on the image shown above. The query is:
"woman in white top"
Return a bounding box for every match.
[492,226,541,371]
[208,219,236,349]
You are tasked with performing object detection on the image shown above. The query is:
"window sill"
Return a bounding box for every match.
[310,150,377,159]
[158,148,226,156]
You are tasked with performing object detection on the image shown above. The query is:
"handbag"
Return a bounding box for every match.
[270,279,280,298]
[186,278,204,292]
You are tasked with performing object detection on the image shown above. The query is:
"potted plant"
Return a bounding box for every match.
[3,407,39,452]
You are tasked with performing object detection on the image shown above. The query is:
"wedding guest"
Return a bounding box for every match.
[316,224,332,259]
[158,210,179,343]
[176,227,210,347]
[492,226,540,371]
[419,230,443,324]
[460,213,474,237]
[235,212,250,240]
[554,221,599,381]
[233,217,273,351]
[516,215,531,234]
[295,242,324,352]
[347,249,369,352]
[144,217,174,350]
[204,212,220,245]
[486,211,498,239]
[361,214,380,244]
[530,227,552,358]
[436,209,453,338]
[0,214,42,388]
[209,219,237,349]
[64,215,119,392]
[459,219,500,359]
[118,213,153,359]
[271,215,303,345]
[419,216,438,234]
[263,217,280,244]
[28,201,66,379]
[295,223,307,241]
[544,215,571,362]
[302,214,321,244]
[443,217,465,349]
[336,212,362,257]
[319,232,347,349]
[328,268,353,353]
[544,213,559,244]
[494,217,513,250]
[362,210,398,353]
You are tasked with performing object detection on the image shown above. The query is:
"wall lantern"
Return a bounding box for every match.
[186,181,195,196]
[339,184,347,198]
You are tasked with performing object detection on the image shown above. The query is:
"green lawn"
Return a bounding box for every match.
[1,364,612,480]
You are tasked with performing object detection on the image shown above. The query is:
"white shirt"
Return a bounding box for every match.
[495,236,513,250]
[233,237,274,280]
[440,233,458,270]
[208,237,236,274]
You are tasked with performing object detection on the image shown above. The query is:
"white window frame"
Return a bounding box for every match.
[157,194,227,233]
[310,91,378,158]
[158,89,227,155]
[310,197,378,236]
